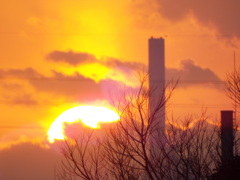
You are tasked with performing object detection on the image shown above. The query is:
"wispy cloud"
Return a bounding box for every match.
[47,51,98,65]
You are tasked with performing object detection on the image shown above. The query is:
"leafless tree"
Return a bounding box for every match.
[203,67,240,179]
[58,76,223,180]
[58,128,109,180]
[226,67,240,108]
[162,115,221,180]
[103,75,177,180]
[226,67,240,156]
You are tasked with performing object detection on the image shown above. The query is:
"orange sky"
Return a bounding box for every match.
[0,0,240,178]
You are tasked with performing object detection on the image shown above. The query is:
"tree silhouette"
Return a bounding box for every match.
[226,67,240,108]
[57,76,224,180]
[208,67,240,180]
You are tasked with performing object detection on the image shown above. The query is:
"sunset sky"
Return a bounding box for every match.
[0,0,240,179]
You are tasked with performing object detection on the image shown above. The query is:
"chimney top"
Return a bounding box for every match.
[150,36,164,40]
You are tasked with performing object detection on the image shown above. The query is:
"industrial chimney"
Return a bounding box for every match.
[209,111,239,179]
[148,37,165,141]
[221,110,234,163]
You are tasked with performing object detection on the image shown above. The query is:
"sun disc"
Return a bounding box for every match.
[47,106,119,143]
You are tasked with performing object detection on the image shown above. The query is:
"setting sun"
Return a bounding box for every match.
[47,106,120,143]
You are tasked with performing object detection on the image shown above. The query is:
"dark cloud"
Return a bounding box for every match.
[47,50,146,74]
[2,94,38,106]
[156,0,240,39]
[0,68,104,102]
[0,68,43,79]
[29,71,104,101]
[0,68,103,101]
[104,57,146,74]
[1,83,23,90]
[47,50,98,65]
[0,143,60,180]
[0,67,133,103]
[0,69,40,106]
[14,94,38,105]
[36,72,137,103]
[166,60,223,87]
[0,59,222,106]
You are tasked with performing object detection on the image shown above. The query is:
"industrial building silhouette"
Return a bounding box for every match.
[148,37,165,138]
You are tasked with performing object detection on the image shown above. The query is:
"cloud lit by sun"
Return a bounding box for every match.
[47,106,120,143]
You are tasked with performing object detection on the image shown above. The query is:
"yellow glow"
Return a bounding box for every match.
[59,1,128,59]
[47,106,119,143]
[79,63,110,82]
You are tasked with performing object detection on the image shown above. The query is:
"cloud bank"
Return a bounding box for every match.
[0,143,59,180]
[0,68,130,104]
[155,0,240,39]
[167,60,222,87]
[29,71,104,101]
[47,50,146,74]
[0,56,223,106]
[47,50,222,88]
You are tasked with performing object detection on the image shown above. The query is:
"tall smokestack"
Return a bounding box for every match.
[148,37,165,137]
[221,110,234,163]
